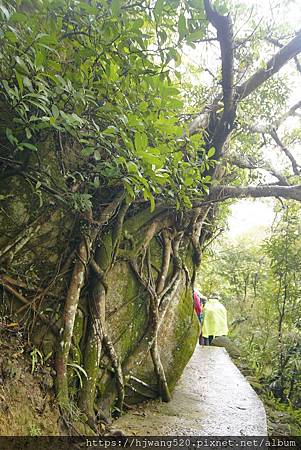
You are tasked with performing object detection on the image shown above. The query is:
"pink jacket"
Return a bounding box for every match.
[193,291,202,316]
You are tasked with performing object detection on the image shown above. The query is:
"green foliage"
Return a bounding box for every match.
[200,202,301,419]
[67,363,88,389]
[0,0,213,211]
[30,347,44,373]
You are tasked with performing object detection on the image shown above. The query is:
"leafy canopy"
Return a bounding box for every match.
[0,0,215,210]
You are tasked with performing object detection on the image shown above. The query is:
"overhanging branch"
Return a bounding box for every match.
[194,184,301,205]
[237,31,301,100]
[270,129,301,176]
[230,155,289,185]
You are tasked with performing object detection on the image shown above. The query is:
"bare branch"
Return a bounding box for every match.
[266,35,301,76]
[277,100,301,127]
[188,32,301,138]
[230,155,289,185]
[294,56,301,74]
[270,129,301,175]
[237,31,301,100]
[194,184,301,205]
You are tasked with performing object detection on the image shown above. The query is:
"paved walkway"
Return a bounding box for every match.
[115,346,267,436]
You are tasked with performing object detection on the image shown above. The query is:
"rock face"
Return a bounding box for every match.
[0,135,199,415]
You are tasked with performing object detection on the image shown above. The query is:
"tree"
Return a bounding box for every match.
[0,0,301,431]
[264,204,301,405]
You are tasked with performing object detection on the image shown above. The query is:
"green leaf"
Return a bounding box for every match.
[94,150,101,160]
[93,176,100,188]
[82,147,95,157]
[187,29,205,43]
[140,151,162,167]
[15,56,29,73]
[6,128,17,145]
[178,13,187,41]
[25,128,32,139]
[21,143,38,151]
[189,0,203,9]
[127,161,139,174]
[143,188,155,212]
[183,176,194,187]
[169,49,181,66]
[10,12,27,23]
[132,18,144,31]
[78,2,98,14]
[5,31,17,43]
[134,132,148,152]
[207,147,215,158]
[111,0,121,16]
[23,76,33,90]
[154,0,164,20]
[139,101,148,112]
[173,152,182,164]
[15,72,23,93]
[51,104,59,119]
[37,34,57,46]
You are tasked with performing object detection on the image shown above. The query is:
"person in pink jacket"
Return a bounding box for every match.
[193,289,206,345]
[193,289,203,323]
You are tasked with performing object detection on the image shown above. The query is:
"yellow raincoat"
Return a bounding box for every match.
[202,298,228,338]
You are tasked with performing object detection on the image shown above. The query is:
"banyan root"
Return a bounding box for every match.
[78,277,106,417]
[102,328,125,416]
[56,192,124,409]
[150,337,171,402]
[56,233,93,407]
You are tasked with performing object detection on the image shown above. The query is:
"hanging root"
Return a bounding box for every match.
[156,230,172,294]
[78,271,106,418]
[127,240,174,402]
[56,232,93,408]
[111,201,130,265]
[1,279,59,334]
[150,336,171,402]
[191,206,211,266]
[56,192,125,410]
[150,232,185,401]
[0,209,51,265]
[102,328,125,416]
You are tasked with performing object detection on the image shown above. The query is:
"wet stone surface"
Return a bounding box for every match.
[115,346,267,436]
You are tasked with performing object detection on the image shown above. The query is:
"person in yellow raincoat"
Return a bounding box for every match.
[201,293,228,346]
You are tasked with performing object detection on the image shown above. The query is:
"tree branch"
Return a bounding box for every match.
[270,129,301,175]
[194,184,301,204]
[204,0,236,159]
[237,31,301,100]
[230,154,289,185]
[204,0,234,114]
[249,100,301,133]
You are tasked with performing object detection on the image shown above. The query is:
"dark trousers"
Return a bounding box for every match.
[204,335,214,346]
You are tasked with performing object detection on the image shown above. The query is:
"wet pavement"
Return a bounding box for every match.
[115,346,267,436]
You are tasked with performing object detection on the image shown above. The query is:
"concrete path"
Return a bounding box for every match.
[115,346,267,436]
